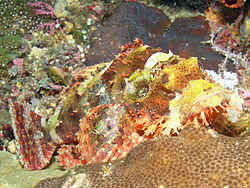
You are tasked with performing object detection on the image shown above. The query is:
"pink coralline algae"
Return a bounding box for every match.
[28,2,62,35]
[239,88,250,107]
[28,2,55,18]
[37,18,62,36]
[13,58,24,74]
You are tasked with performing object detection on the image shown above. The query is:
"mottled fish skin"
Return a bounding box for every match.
[8,39,245,170]
[8,100,57,170]
[8,39,157,170]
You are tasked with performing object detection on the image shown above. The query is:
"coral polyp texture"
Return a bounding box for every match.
[8,39,247,171]
[35,126,250,188]
[219,0,246,8]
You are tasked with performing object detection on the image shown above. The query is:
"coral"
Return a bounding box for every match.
[28,2,63,35]
[37,19,62,36]
[219,0,246,8]
[0,34,22,76]
[183,0,210,10]
[205,0,249,60]
[0,0,68,113]
[204,1,249,102]
[205,69,239,94]
[0,123,15,152]
[53,0,110,45]
[240,88,250,99]
[35,126,250,187]
[0,108,11,128]
[239,88,250,108]
[0,124,14,140]
[0,0,56,75]
[3,28,86,114]
[13,58,24,74]
[8,58,24,78]
[28,2,55,17]
[48,66,69,85]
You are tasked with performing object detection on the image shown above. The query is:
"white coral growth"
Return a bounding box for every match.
[205,70,239,94]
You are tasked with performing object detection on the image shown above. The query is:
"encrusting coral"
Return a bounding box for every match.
[219,0,246,8]
[35,126,250,188]
[8,39,248,172]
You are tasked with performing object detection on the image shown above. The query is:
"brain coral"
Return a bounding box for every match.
[35,126,250,187]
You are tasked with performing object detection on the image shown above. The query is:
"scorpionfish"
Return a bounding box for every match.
[8,39,244,170]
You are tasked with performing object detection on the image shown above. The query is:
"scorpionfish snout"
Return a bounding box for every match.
[170,79,245,135]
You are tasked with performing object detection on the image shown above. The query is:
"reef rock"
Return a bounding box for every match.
[159,16,235,71]
[86,2,227,71]
[86,2,171,65]
[35,126,250,187]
